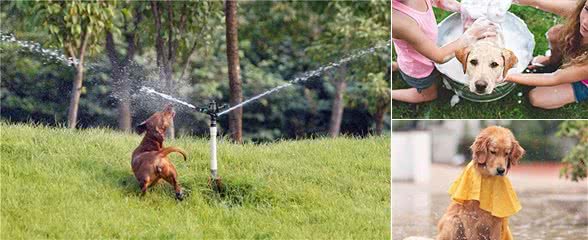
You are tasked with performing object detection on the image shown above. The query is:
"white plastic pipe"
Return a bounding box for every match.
[210,125,218,179]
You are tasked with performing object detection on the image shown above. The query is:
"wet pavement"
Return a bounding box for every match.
[392,163,588,240]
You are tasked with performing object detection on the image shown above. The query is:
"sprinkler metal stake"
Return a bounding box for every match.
[198,100,228,193]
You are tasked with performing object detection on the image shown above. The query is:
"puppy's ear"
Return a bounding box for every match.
[501,49,518,77]
[471,133,489,164]
[135,121,148,134]
[509,137,525,167]
[455,47,471,73]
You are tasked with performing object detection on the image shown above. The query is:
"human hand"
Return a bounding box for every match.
[392,61,399,72]
[497,73,509,83]
[461,18,497,45]
[526,55,549,70]
[512,0,534,6]
[438,0,461,12]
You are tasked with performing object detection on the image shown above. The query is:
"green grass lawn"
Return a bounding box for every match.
[392,6,588,119]
[1,123,390,239]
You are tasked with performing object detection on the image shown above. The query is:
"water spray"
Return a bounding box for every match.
[197,100,228,193]
[138,41,389,193]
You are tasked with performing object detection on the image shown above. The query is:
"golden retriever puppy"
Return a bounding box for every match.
[436,126,525,240]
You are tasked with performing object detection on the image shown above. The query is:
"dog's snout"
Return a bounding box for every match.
[475,80,488,92]
[496,167,506,176]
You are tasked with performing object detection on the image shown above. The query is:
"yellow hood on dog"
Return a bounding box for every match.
[448,161,521,240]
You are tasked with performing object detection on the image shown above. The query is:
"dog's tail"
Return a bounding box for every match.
[159,147,187,161]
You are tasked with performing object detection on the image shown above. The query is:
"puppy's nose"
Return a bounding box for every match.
[475,80,487,92]
[496,167,506,176]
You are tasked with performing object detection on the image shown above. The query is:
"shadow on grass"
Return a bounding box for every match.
[94,162,188,199]
[200,178,276,208]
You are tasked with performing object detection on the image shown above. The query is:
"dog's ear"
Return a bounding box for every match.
[471,133,489,164]
[135,120,148,135]
[509,137,525,167]
[501,49,518,77]
[455,47,471,73]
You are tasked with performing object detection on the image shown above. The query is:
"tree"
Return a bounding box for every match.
[22,2,115,128]
[105,4,143,132]
[307,1,390,137]
[147,1,222,139]
[328,66,348,137]
[225,0,242,143]
[557,121,587,182]
[347,71,390,135]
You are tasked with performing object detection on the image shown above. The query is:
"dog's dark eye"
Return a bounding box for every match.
[490,62,499,68]
[490,150,497,154]
[470,59,478,66]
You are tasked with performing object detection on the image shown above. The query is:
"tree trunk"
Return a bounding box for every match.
[66,29,91,129]
[152,1,176,139]
[164,63,175,139]
[225,0,243,143]
[106,31,134,132]
[67,63,84,128]
[118,99,132,131]
[328,67,347,138]
[374,106,385,136]
[117,75,132,132]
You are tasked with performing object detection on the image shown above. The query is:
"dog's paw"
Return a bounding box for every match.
[175,192,184,201]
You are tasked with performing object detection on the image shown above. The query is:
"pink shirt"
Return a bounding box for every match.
[582,79,588,87]
[392,0,438,78]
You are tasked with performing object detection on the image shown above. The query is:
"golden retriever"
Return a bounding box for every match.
[436,126,525,240]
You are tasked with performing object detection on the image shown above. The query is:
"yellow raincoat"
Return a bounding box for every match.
[448,161,521,240]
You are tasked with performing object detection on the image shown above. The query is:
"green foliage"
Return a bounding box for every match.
[141,1,223,66]
[1,1,391,140]
[304,1,391,125]
[1,123,390,239]
[509,121,563,161]
[19,1,116,57]
[557,121,588,182]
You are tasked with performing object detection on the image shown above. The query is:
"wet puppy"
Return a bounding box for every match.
[132,104,187,200]
[456,23,518,95]
[436,126,525,240]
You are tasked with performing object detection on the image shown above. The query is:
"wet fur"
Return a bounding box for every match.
[436,126,525,240]
[131,105,187,200]
[455,26,518,95]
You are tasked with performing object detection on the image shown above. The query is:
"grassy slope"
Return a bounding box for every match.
[392,6,588,119]
[1,123,390,239]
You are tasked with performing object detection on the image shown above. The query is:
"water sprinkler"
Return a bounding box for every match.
[197,100,228,193]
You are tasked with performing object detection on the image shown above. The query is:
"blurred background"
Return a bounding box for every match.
[391,120,588,239]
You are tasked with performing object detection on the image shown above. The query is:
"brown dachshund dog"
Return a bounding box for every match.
[436,126,525,240]
[132,105,187,200]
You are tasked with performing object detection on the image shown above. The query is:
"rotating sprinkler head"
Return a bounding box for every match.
[197,100,228,193]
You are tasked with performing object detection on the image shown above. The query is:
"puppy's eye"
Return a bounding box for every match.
[490,62,499,68]
[470,59,478,66]
[505,152,510,156]
[490,150,497,154]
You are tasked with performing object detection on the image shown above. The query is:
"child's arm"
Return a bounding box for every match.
[506,64,588,86]
[392,15,495,64]
[513,0,576,17]
[392,61,399,72]
[432,0,461,12]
